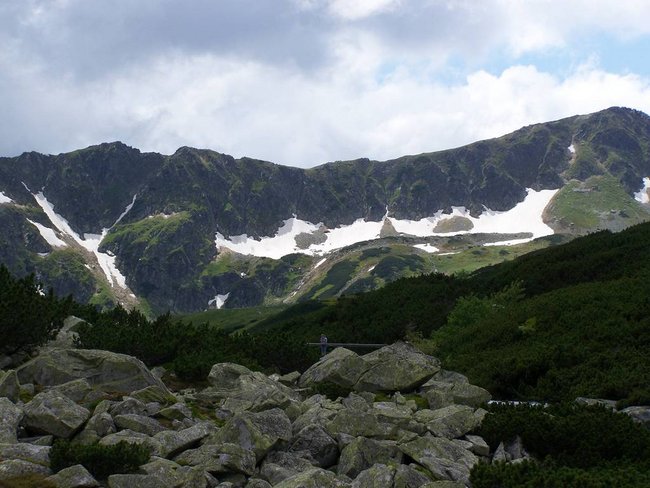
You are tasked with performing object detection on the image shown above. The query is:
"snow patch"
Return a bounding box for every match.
[114,194,137,225]
[413,243,439,253]
[314,258,327,268]
[568,144,575,154]
[0,191,12,204]
[368,265,376,272]
[484,237,533,247]
[208,293,230,309]
[634,177,650,204]
[215,188,558,259]
[438,252,459,256]
[27,219,67,248]
[25,184,133,288]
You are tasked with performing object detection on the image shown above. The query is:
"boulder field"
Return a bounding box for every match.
[1,341,646,487]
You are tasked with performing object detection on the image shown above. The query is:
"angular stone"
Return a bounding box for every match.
[109,397,148,417]
[0,397,23,443]
[16,349,170,396]
[99,430,161,457]
[154,422,214,459]
[204,363,300,413]
[129,385,177,405]
[0,443,50,466]
[156,403,193,421]
[278,371,301,386]
[299,348,369,389]
[245,479,272,488]
[351,464,395,488]
[621,406,650,425]
[421,381,490,409]
[338,437,403,478]
[326,409,393,439]
[464,435,490,457]
[399,436,478,485]
[273,467,350,488]
[174,442,256,476]
[0,370,20,403]
[23,391,90,438]
[355,342,441,393]
[419,405,487,439]
[260,451,315,485]
[289,424,339,468]
[107,474,166,488]
[292,404,338,435]
[393,464,432,487]
[49,379,93,403]
[139,457,187,487]
[114,414,165,436]
[211,408,292,462]
[0,459,51,480]
[372,402,415,429]
[47,463,100,488]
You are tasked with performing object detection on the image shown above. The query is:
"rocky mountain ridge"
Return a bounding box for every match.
[1,107,650,313]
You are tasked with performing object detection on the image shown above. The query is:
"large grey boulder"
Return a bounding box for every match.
[99,429,161,457]
[292,403,339,434]
[0,443,50,466]
[399,436,478,485]
[154,422,214,458]
[351,464,430,488]
[23,390,90,438]
[0,459,51,480]
[260,451,316,485]
[0,398,23,443]
[421,380,490,409]
[416,405,487,439]
[106,473,167,488]
[173,442,256,476]
[211,408,292,462]
[299,348,368,389]
[0,370,20,402]
[47,463,100,488]
[326,409,393,439]
[49,379,94,404]
[393,464,433,487]
[273,467,350,488]
[16,349,169,395]
[202,363,300,413]
[355,342,441,392]
[337,437,403,478]
[621,406,650,425]
[114,414,165,437]
[289,424,339,468]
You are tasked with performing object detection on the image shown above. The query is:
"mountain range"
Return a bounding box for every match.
[1,106,649,314]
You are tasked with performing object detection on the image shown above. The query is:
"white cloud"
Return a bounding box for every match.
[1,1,650,164]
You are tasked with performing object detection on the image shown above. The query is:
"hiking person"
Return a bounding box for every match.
[320,333,328,356]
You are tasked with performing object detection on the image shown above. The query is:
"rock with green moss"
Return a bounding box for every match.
[420,380,491,409]
[415,405,487,439]
[16,349,170,396]
[0,370,20,403]
[211,409,292,462]
[299,348,368,390]
[288,424,339,468]
[113,414,165,437]
[337,437,403,478]
[0,398,23,443]
[0,459,52,480]
[173,442,256,476]
[23,391,90,439]
[273,467,350,488]
[46,463,99,488]
[154,422,215,459]
[260,451,316,485]
[399,436,478,485]
[129,385,177,406]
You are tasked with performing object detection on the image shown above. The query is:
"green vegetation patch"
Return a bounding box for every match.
[176,305,287,333]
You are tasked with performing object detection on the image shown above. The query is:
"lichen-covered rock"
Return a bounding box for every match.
[99,429,161,457]
[16,349,170,395]
[156,403,193,421]
[260,451,316,485]
[299,348,368,389]
[0,370,20,402]
[129,385,177,406]
[354,342,441,393]
[351,464,395,488]
[273,467,350,488]
[292,403,339,435]
[0,443,50,466]
[174,442,256,476]
[49,379,93,404]
[416,405,487,439]
[203,363,300,413]
[114,414,165,437]
[106,473,167,488]
[393,464,432,487]
[399,436,478,485]
[326,409,393,439]
[154,422,214,459]
[0,398,23,443]
[0,459,51,480]
[211,408,292,462]
[421,380,491,409]
[289,424,339,468]
[23,391,90,438]
[337,438,403,478]
[464,435,490,457]
[109,397,149,417]
[47,463,100,488]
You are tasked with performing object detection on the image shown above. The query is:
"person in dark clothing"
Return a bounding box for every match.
[320,333,328,356]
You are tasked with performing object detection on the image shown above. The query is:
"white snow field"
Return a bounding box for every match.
[568,144,576,154]
[0,191,12,204]
[24,183,135,288]
[215,188,559,259]
[208,293,230,309]
[413,243,439,253]
[634,177,650,204]
[26,219,67,248]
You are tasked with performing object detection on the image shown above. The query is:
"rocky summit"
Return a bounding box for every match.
[1,107,649,313]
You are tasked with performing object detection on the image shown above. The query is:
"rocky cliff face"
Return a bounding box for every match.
[1,107,649,313]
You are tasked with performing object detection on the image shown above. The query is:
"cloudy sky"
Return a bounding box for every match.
[2,0,650,167]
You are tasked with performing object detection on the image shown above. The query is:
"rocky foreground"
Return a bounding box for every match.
[0,341,646,488]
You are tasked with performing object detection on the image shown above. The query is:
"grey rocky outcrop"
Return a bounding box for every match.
[46,463,100,488]
[22,390,90,438]
[0,398,23,443]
